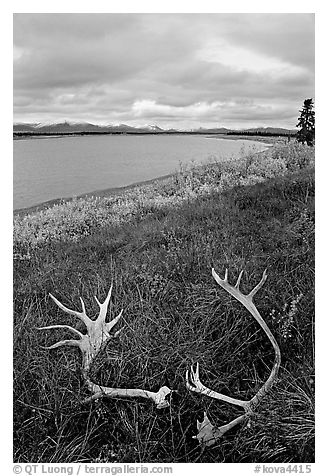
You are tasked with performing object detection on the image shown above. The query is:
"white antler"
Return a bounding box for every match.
[186,268,281,447]
[38,287,172,409]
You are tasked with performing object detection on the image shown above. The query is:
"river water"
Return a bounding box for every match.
[13,134,268,210]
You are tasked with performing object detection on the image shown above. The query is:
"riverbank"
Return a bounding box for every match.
[13,134,64,140]
[14,137,273,217]
[212,134,289,144]
[14,171,176,217]
[15,133,271,213]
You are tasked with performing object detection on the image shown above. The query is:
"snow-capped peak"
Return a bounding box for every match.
[136,124,164,131]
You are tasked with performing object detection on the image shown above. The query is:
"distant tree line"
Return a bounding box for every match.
[13,130,297,139]
[225,130,296,137]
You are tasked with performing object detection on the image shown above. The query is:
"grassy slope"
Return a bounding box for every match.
[13,145,314,463]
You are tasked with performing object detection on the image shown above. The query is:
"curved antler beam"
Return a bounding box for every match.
[187,268,281,447]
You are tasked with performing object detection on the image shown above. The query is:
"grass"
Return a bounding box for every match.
[13,140,314,463]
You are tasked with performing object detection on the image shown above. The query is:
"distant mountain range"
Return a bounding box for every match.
[13,121,296,135]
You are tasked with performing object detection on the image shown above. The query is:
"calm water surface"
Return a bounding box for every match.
[13,135,268,210]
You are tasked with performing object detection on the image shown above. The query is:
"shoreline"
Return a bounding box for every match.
[14,137,276,217]
[13,132,292,142]
[13,172,177,217]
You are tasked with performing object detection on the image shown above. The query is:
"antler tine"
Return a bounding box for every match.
[49,293,92,327]
[186,362,249,408]
[36,324,83,339]
[41,339,81,350]
[185,362,200,393]
[107,308,123,333]
[247,269,267,300]
[79,297,87,316]
[235,270,244,289]
[95,284,113,323]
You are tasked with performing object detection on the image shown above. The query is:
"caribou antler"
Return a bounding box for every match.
[186,268,281,447]
[38,286,172,409]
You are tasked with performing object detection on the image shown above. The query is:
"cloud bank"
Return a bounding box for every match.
[13,13,315,129]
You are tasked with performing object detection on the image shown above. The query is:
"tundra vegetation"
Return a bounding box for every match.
[14,140,314,463]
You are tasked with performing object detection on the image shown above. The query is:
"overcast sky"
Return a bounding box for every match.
[13,13,315,129]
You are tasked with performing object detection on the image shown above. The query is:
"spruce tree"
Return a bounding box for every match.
[296,98,315,146]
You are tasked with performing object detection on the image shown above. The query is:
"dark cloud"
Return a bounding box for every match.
[13,13,315,128]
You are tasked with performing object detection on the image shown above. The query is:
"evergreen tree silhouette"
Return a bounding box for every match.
[296,98,315,146]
